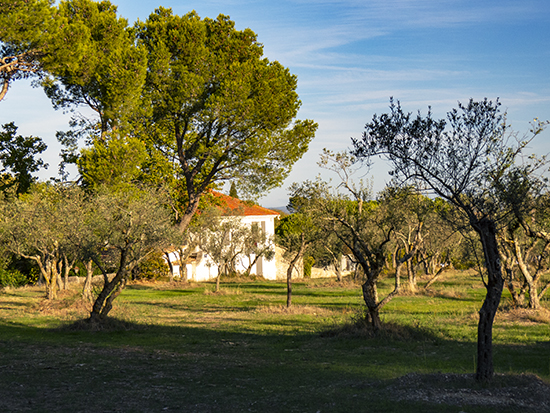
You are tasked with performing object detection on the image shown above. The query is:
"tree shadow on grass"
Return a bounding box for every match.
[0,317,549,413]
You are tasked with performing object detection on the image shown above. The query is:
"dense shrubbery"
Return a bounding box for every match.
[0,267,28,288]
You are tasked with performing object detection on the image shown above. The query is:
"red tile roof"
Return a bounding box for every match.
[211,191,280,217]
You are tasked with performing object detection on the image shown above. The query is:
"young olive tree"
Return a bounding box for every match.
[498,178,550,309]
[276,208,319,308]
[377,186,429,292]
[241,222,275,277]
[352,98,547,381]
[289,151,412,329]
[196,207,248,292]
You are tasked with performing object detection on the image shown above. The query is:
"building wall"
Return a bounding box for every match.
[164,213,279,281]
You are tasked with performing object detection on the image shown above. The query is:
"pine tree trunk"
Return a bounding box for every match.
[178,192,201,233]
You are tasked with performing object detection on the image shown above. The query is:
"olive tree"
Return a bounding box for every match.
[0,184,77,299]
[276,207,320,308]
[352,98,547,381]
[84,187,177,322]
[288,151,414,329]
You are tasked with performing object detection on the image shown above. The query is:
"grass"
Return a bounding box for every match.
[0,270,549,412]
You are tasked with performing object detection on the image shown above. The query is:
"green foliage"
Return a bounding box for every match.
[77,134,148,190]
[132,252,170,280]
[42,0,147,134]
[136,8,316,227]
[0,122,47,194]
[303,256,314,278]
[86,185,180,319]
[3,2,315,231]
[0,267,28,288]
[0,183,75,299]
[0,0,55,100]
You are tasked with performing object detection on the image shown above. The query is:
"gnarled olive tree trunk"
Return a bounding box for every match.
[89,251,130,323]
[473,218,504,382]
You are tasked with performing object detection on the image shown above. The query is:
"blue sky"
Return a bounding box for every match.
[2,0,549,207]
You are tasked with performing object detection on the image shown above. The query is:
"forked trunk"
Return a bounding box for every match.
[46,259,60,300]
[47,271,58,300]
[407,261,417,292]
[513,237,541,309]
[89,251,129,321]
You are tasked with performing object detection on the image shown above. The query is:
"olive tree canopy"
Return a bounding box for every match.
[352,98,547,381]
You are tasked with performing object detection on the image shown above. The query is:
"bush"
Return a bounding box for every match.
[303,256,315,278]
[0,267,29,288]
[132,252,170,280]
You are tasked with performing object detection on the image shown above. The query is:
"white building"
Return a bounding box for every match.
[165,191,280,281]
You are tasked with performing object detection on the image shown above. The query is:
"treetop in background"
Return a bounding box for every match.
[1,1,316,230]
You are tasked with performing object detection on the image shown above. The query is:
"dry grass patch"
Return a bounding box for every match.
[423,287,468,300]
[255,304,336,316]
[496,307,550,325]
[303,277,360,289]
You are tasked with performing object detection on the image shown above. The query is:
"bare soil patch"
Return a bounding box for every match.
[388,372,550,411]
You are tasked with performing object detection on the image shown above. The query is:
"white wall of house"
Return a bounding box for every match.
[164,213,278,281]
[238,214,278,280]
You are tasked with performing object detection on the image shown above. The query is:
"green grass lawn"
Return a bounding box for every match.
[1,271,549,412]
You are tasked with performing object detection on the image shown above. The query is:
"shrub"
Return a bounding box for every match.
[0,267,29,288]
[132,252,170,280]
[303,256,315,278]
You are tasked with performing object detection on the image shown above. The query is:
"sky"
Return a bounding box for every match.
[2,0,550,207]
